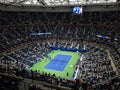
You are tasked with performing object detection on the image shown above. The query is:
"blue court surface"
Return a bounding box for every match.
[44,54,71,71]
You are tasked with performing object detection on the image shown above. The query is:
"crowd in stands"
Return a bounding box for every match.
[0,11,119,52]
[0,75,20,90]
[0,11,120,89]
[92,76,120,90]
[0,40,119,89]
[0,72,22,90]
[8,42,51,69]
[77,47,116,85]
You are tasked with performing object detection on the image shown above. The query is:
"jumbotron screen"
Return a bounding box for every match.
[73,6,83,14]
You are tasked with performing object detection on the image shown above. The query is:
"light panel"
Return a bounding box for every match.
[0,0,117,6]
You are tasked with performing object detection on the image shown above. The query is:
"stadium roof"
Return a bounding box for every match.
[0,0,117,7]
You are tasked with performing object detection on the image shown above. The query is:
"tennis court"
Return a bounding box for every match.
[44,54,71,71]
[29,50,80,79]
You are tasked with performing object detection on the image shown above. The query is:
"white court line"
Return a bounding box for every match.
[74,54,83,80]
[56,56,70,71]
[49,55,71,71]
[60,60,67,71]
[73,45,85,79]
